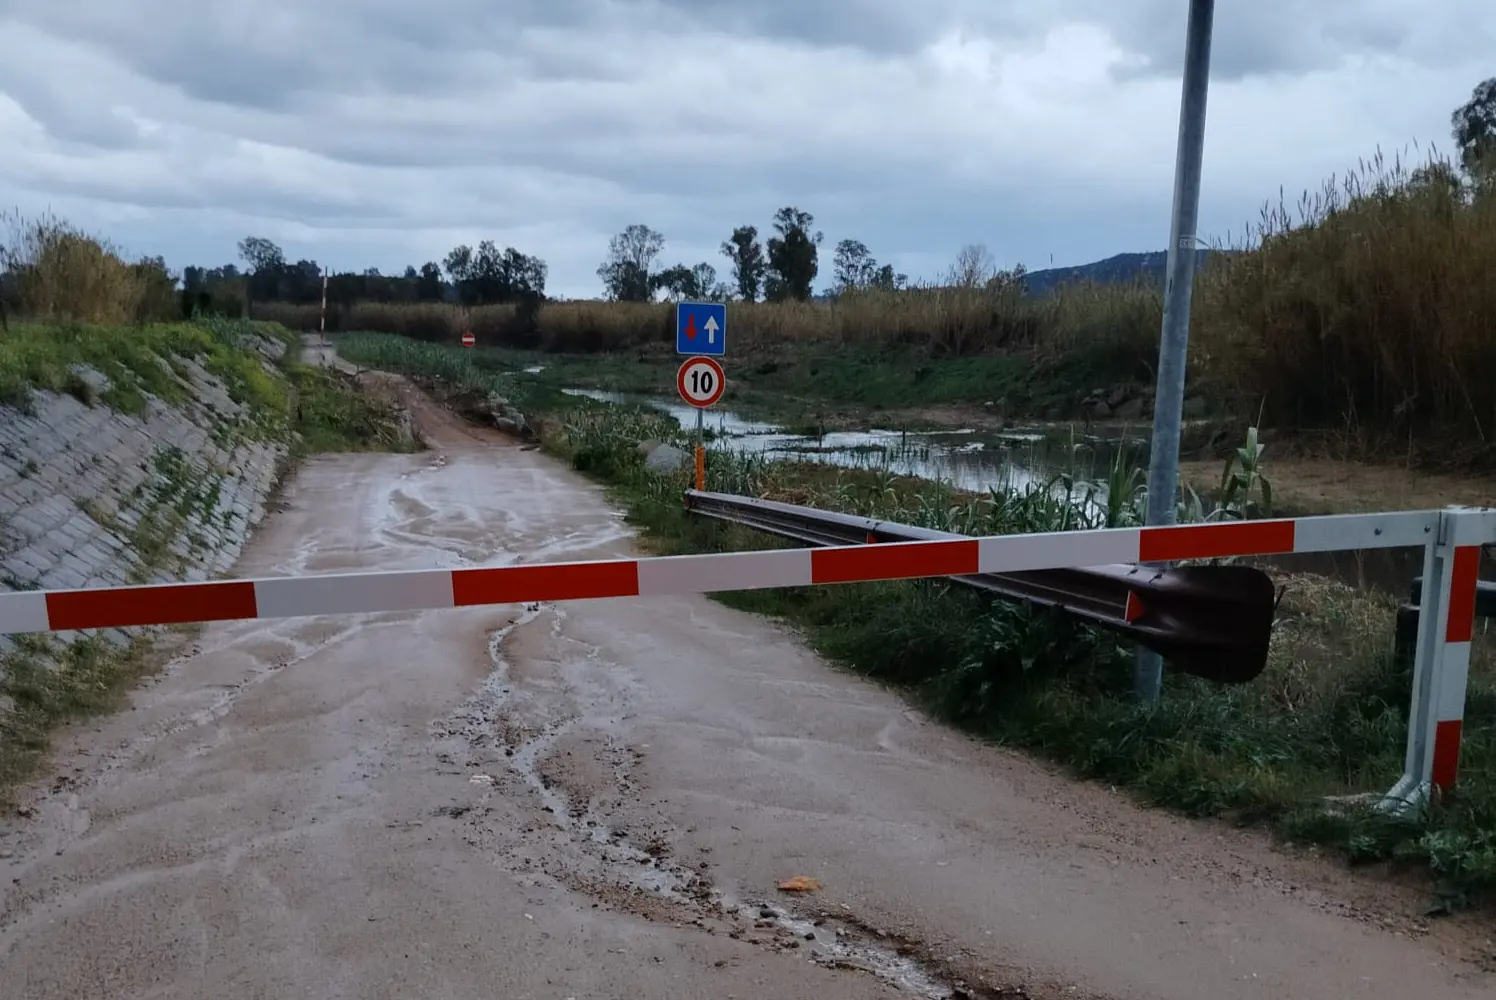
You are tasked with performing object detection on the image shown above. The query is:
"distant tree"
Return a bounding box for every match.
[652,265,691,300]
[416,262,445,301]
[131,255,179,323]
[445,242,546,305]
[871,263,907,291]
[1453,77,1496,179]
[948,243,997,288]
[988,263,1028,295]
[493,245,547,302]
[1409,159,1465,203]
[237,236,285,302]
[283,259,322,304]
[182,263,247,318]
[832,239,878,291]
[653,261,722,301]
[237,236,283,274]
[443,244,473,297]
[598,224,665,302]
[720,225,766,301]
[690,262,720,300]
[765,207,820,302]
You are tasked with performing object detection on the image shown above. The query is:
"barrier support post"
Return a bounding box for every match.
[1380,506,1492,814]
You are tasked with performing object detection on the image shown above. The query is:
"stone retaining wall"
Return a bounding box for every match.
[0,338,293,691]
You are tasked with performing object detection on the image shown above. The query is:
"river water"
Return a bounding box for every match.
[556,388,1434,597]
[560,388,1141,496]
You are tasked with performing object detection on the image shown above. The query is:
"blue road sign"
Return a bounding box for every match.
[675,301,726,356]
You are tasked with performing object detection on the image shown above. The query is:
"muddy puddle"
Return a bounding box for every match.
[426,600,1009,999]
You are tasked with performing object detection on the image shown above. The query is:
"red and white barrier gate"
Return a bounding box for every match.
[1,506,1490,811]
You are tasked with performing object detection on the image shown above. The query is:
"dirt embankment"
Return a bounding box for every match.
[1,364,1492,1000]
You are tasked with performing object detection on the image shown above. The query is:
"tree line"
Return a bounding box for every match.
[175,204,923,320]
[595,206,908,304]
[182,236,548,314]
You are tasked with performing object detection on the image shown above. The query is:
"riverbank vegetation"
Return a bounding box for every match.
[339,331,1496,909]
[263,146,1496,468]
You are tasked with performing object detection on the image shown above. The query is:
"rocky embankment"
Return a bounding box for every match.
[0,333,294,720]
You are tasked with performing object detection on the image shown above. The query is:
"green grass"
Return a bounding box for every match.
[0,633,162,796]
[0,319,295,423]
[286,365,421,455]
[339,333,1093,428]
[336,331,576,417]
[352,333,1496,908]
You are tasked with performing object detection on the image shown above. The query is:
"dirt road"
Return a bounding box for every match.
[1,375,1493,999]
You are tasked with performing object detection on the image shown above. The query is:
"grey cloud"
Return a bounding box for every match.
[640,0,1491,79]
[9,0,1480,125]
[1095,0,1496,79]
[4,0,648,112]
[1,0,1491,298]
[645,0,977,54]
[0,88,146,152]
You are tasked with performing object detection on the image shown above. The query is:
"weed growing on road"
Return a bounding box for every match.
[286,365,419,455]
[0,633,157,798]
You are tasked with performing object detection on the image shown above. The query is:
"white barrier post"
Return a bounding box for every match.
[319,268,329,364]
[1381,506,1494,813]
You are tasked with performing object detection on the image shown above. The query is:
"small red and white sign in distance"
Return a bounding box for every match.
[677,356,725,408]
[461,332,476,348]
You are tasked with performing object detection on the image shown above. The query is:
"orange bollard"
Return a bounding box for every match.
[694,443,705,491]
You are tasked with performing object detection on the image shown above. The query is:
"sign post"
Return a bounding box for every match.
[677,356,725,491]
[675,302,727,490]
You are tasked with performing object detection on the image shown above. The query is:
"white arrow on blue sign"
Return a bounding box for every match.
[675,301,726,356]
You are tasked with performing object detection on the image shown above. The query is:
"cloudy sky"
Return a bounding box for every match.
[0,0,1491,298]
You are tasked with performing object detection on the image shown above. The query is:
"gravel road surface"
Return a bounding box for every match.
[2,362,1492,999]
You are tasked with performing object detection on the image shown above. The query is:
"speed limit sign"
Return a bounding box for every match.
[677,356,725,408]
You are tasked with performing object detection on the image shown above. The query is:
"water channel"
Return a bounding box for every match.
[557,388,1430,598]
[560,388,1139,495]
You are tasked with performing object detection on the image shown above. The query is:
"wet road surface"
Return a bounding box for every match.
[1,373,1493,999]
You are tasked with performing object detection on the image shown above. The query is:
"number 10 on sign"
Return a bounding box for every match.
[677,356,725,408]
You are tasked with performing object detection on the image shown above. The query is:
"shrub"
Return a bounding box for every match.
[0,210,179,326]
[1192,147,1496,453]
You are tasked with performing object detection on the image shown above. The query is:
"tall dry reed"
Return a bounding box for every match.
[1192,147,1496,451]
[0,210,179,326]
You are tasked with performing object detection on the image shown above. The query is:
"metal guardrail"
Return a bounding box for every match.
[682,489,1278,685]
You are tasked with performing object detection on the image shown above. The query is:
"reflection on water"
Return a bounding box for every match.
[560,388,1140,496]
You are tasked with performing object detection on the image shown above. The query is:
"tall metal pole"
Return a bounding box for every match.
[1135,0,1216,703]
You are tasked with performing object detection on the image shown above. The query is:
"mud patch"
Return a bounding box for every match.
[423,600,1051,1000]
[534,733,628,822]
